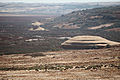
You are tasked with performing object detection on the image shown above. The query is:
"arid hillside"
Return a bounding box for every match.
[47,5,120,42]
[0,46,120,80]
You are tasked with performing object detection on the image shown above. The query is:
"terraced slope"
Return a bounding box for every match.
[0,46,120,80]
[61,36,120,49]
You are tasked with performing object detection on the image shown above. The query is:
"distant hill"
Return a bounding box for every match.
[0,4,120,54]
[48,5,120,42]
[0,2,120,16]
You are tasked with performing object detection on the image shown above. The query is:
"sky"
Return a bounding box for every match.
[0,0,120,3]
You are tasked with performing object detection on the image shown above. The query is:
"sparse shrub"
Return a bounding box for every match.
[0,53,4,56]
[106,44,111,48]
[4,52,22,55]
[109,64,115,67]
[80,66,85,68]
[75,66,80,68]
[0,67,27,71]
[75,66,85,69]
[35,69,39,71]
[85,66,92,70]
[59,68,64,71]
[48,66,57,70]
[117,56,120,59]
[94,58,99,59]
[65,65,73,69]
[39,65,45,70]
[117,65,120,69]
[85,65,103,70]
[104,65,108,67]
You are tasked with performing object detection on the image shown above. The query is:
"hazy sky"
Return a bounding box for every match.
[0,0,120,3]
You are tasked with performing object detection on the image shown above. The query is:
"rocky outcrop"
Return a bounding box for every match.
[61,36,120,49]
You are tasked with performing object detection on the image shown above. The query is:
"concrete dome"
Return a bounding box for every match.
[61,36,120,49]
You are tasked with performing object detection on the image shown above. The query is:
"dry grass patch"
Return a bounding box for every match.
[88,23,114,30]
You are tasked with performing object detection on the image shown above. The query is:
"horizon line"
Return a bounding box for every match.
[0,1,120,4]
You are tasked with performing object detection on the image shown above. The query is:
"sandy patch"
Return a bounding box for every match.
[88,23,114,30]
[29,27,47,31]
[32,22,44,26]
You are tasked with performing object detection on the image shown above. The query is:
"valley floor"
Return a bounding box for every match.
[0,46,120,80]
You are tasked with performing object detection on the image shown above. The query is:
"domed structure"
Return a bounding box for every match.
[61,36,120,49]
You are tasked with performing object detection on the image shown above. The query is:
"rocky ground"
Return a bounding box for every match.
[0,46,120,80]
